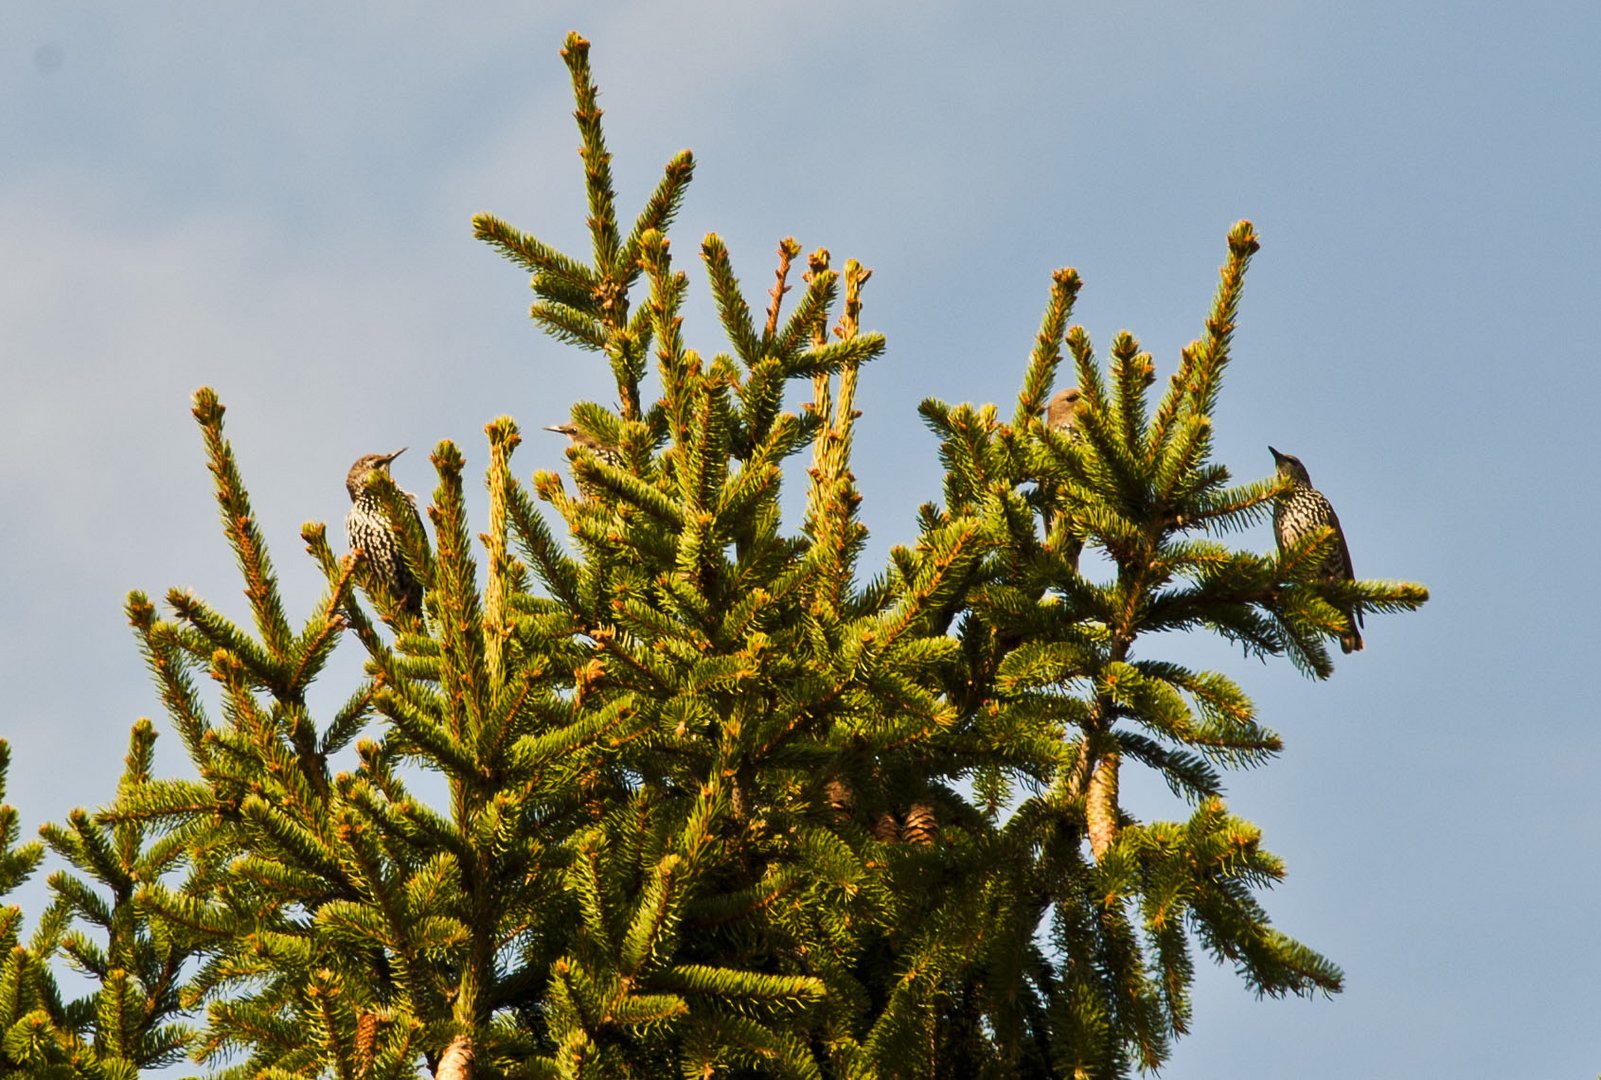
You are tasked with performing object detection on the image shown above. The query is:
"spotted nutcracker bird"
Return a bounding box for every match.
[545,423,623,465]
[1269,446,1362,653]
[346,448,425,616]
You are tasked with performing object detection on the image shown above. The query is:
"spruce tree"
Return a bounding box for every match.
[14,29,1425,1079]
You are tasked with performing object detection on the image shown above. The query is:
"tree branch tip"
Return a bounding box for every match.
[190,386,223,423]
[1229,220,1260,255]
[485,416,522,444]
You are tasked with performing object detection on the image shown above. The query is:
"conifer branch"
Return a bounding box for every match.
[1014,266,1084,429]
[764,237,803,343]
[127,593,215,769]
[191,387,294,657]
[701,234,765,367]
[427,442,491,752]
[562,32,621,275]
[620,149,696,288]
[778,251,837,357]
[529,300,608,351]
[484,418,520,689]
[470,212,597,287]
[1185,220,1258,420]
[1109,332,1155,457]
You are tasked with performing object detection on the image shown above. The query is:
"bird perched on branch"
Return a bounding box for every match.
[1045,386,1083,434]
[346,448,425,616]
[1040,386,1087,563]
[1269,446,1362,653]
[545,423,624,466]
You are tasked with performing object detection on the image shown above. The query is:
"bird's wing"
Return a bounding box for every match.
[1329,509,1362,628]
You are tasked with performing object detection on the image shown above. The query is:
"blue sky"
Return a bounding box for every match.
[3,3,1598,1076]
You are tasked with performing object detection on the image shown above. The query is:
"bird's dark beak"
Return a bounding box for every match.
[1268,445,1284,463]
[382,447,407,465]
